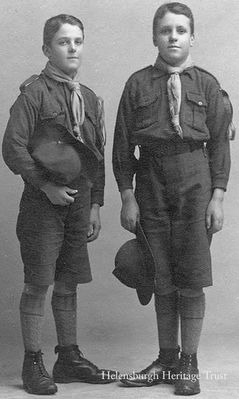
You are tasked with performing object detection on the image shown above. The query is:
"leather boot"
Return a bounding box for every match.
[174,352,200,395]
[120,346,180,387]
[53,345,117,384]
[22,350,57,395]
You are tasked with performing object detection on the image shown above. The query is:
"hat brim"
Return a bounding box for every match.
[135,222,155,305]
[113,223,155,306]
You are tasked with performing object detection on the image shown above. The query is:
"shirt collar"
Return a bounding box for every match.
[152,65,195,80]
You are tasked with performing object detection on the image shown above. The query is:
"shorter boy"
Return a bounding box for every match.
[3,14,115,395]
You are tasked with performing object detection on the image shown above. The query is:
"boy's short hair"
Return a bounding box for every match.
[43,14,84,47]
[153,2,194,36]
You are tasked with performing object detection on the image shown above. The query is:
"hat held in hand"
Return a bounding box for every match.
[113,222,155,305]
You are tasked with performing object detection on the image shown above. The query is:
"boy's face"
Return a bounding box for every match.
[43,23,84,77]
[153,12,194,67]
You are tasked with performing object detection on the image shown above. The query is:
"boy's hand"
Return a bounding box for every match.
[41,182,78,206]
[206,188,224,234]
[120,189,140,233]
[87,204,101,242]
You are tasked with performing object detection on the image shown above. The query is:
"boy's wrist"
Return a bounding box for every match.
[212,188,224,202]
[91,203,100,210]
[121,189,135,203]
[40,181,52,193]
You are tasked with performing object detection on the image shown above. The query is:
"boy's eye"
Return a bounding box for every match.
[75,39,83,45]
[58,39,83,46]
[58,39,69,45]
[160,27,171,35]
[177,27,187,34]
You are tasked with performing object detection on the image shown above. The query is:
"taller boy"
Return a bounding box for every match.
[113,2,230,396]
[3,14,114,395]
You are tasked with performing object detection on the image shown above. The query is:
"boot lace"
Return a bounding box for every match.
[33,351,50,378]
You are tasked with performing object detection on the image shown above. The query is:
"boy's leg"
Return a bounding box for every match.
[175,288,205,395]
[20,283,57,395]
[51,280,78,347]
[179,288,205,355]
[52,281,116,384]
[120,288,179,387]
[20,283,48,352]
[155,289,179,350]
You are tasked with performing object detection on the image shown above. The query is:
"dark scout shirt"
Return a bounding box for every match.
[113,65,230,192]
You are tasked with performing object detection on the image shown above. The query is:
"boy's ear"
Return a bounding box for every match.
[190,34,195,47]
[153,35,157,47]
[42,44,51,58]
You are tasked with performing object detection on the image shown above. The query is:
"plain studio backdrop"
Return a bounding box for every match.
[0,0,239,394]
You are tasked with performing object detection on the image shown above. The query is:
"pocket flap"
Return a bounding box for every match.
[186,92,207,107]
[39,110,65,123]
[136,94,159,108]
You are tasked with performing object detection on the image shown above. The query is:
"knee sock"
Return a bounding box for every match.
[51,292,77,347]
[179,292,205,355]
[155,291,179,350]
[19,285,48,352]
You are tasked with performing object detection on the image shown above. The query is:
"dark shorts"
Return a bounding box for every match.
[16,181,92,286]
[135,141,212,293]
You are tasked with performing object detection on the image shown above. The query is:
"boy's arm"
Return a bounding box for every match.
[2,94,48,189]
[112,83,140,233]
[205,79,231,233]
[2,93,92,206]
[87,157,104,242]
[120,188,140,233]
[89,97,105,208]
[112,83,138,192]
[206,188,224,234]
[205,80,231,192]
[90,158,105,207]
[87,98,105,241]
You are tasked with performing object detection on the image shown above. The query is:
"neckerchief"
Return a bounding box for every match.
[43,61,85,142]
[154,54,194,138]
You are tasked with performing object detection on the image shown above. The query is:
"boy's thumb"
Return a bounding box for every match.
[66,188,78,195]
[206,213,211,230]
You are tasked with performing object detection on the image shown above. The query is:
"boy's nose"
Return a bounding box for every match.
[169,30,178,41]
[69,42,77,52]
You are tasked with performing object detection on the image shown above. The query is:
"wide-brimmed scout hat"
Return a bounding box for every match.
[31,126,101,185]
[113,222,155,305]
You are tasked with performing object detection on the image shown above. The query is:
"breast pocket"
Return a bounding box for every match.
[39,110,66,125]
[185,91,208,131]
[134,94,159,129]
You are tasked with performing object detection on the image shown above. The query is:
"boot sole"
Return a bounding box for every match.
[174,388,201,396]
[23,383,58,395]
[53,376,115,384]
[120,378,173,387]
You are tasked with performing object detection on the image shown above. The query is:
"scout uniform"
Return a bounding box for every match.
[3,70,105,286]
[113,64,230,293]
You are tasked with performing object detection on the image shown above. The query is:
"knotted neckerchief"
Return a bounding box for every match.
[43,61,85,142]
[154,54,194,138]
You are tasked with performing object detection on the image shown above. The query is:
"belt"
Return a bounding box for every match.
[140,140,205,158]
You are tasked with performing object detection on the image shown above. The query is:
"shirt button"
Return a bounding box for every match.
[52,111,58,117]
[198,101,203,106]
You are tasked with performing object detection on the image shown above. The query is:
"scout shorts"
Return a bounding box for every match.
[135,142,213,294]
[16,182,92,286]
